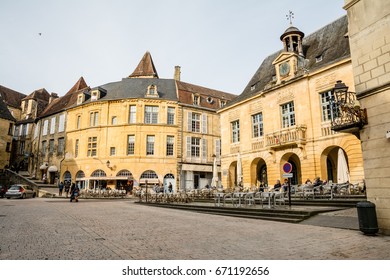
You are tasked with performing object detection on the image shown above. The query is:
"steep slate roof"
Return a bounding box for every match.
[176,81,235,109]
[0,94,16,121]
[229,15,350,107]
[39,77,89,117]
[0,85,26,109]
[97,78,177,101]
[128,51,159,78]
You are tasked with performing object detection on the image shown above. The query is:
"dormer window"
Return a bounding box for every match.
[77,93,84,105]
[193,94,200,105]
[220,100,226,108]
[146,85,159,98]
[315,55,323,63]
[251,85,256,91]
[91,90,99,101]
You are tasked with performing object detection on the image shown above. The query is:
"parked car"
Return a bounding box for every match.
[0,185,8,198]
[5,184,37,199]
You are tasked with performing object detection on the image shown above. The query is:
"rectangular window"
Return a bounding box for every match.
[191,137,201,157]
[77,115,81,129]
[87,137,97,157]
[167,107,175,125]
[191,113,201,132]
[49,139,54,154]
[21,124,28,136]
[8,123,14,135]
[146,135,155,155]
[43,120,48,136]
[144,106,158,124]
[129,105,136,123]
[215,139,221,161]
[127,135,135,155]
[281,102,295,128]
[42,141,47,156]
[320,90,339,122]
[166,136,174,156]
[6,142,11,152]
[90,112,99,127]
[110,147,116,156]
[111,116,117,125]
[252,113,263,138]
[231,120,240,143]
[50,117,56,134]
[58,137,65,155]
[193,95,199,105]
[58,114,65,132]
[75,139,79,158]
[19,141,25,155]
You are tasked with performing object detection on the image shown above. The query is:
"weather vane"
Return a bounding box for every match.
[286,10,294,25]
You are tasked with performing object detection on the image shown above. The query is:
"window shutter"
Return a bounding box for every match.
[202,138,207,161]
[215,139,221,161]
[50,117,56,134]
[202,114,207,134]
[186,136,191,158]
[187,112,192,131]
[58,114,65,132]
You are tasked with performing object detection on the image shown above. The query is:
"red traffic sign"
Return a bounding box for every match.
[283,162,293,173]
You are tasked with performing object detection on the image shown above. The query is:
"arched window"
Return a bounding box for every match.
[116,170,133,177]
[91,169,106,177]
[75,170,85,179]
[140,170,158,179]
[164,173,175,179]
[63,171,71,183]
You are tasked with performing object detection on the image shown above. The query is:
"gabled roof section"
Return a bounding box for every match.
[176,81,236,110]
[22,88,50,102]
[0,85,26,108]
[65,76,88,95]
[40,77,89,118]
[128,52,159,78]
[228,15,350,107]
[0,94,16,122]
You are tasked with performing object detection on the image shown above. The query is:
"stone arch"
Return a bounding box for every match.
[280,152,302,185]
[250,157,268,187]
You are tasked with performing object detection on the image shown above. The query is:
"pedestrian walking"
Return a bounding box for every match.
[58,181,64,196]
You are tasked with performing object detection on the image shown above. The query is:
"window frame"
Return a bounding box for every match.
[231,120,240,143]
[281,101,295,128]
[252,113,264,138]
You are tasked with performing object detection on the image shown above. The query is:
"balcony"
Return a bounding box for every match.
[265,124,307,150]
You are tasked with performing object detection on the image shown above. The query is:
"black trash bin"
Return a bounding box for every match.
[357,201,378,235]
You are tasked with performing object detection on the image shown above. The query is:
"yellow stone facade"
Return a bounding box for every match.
[0,118,13,169]
[344,0,390,234]
[63,98,179,190]
[219,16,365,190]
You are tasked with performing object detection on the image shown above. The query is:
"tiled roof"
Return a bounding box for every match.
[176,81,236,109]
[39,77,89,118]
[0,85,26,109]
[228,15,350,107]
[128,52,159,78]
[0,94,16,121]
[22,88,50,101]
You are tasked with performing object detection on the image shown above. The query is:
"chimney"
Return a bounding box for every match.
[174,66,181,81]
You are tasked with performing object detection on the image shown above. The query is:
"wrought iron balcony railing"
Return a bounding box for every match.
[265,124,307,149]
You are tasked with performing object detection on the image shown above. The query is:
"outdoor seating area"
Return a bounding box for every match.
[79,188,127,198]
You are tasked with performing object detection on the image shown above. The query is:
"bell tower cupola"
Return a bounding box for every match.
[280,11,304,56]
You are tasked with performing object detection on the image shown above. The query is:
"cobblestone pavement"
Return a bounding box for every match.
[1,198,390,260]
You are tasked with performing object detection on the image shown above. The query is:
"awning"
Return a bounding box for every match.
[48,165,58,172]
[83,176,129,181]
[139,178,159,184]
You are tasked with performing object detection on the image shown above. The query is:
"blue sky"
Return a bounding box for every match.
[0,0,346,96]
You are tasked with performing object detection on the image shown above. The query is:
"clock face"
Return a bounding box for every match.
[279,62,290,76]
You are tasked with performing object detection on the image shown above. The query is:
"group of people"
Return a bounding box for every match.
[58,181,79,202]
[153,182,173,193]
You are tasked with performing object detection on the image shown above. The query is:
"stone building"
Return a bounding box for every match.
[0,85,26,170]
[343,0,390,234]
[62,52,235,191]
[31,77,89,183]
[219,16,365,190]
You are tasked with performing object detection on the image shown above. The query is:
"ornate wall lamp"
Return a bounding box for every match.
[331,80,368,135]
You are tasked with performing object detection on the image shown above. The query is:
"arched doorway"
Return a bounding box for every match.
[250,158,268,187]
[140,170,159,190]
[90,169,107,189]
[75,170,85,189]
[228,161,238,190]
[281,153,302,185]
[163,173,175,193]
[116,169,133,191]
[320,146,344,183]
[63,171,71,185]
